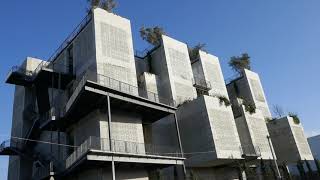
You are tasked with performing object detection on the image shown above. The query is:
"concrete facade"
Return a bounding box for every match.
[177,95,242,167]
[3,6,315,180]
[308,135,320,159]
[150,35,197,105]
[267,117,314,164]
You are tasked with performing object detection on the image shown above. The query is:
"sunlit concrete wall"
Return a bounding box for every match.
[235,106,274,159]
[93,8,138,95]
[151,35,197,105]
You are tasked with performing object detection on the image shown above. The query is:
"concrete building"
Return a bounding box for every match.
[308,135,320,159]
[176,50,243,179]
[226,70,274,160]
[2,8,184,180]
[267,117,314,164]
[1,5,317,180]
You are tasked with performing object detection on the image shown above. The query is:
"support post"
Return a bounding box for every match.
[107,95,116,180]
[173,113,187,178]
[267,135,282,179]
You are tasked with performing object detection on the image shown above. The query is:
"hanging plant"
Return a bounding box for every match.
[217,95,231,107]
[241,98,256,114]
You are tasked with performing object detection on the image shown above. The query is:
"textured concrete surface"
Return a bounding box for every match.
[268,116,314,164]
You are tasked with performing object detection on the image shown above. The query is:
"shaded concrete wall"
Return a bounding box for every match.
[8,58,43,180]
[308,135,320,159]
[268,117,313,164]
[177,95,241,167]
[93,8,138,95]
[68,166,149,180]
[188,167,239,180]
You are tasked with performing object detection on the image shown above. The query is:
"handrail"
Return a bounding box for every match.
[66,136,181,168]
[67,70,176,108]
[240,145,261,157]
[192,77,212,90]
[8,13,93,82]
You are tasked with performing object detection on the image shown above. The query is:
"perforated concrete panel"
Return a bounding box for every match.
[198,51,229,97]
[151,35,197,105]
[244,69,272,118]
[241,107,274,159]
[93,8,138,95]
[267,117,313,164]
[177,95,242,167]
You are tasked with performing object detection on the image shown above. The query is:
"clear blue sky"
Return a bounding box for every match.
[0,0,319,178]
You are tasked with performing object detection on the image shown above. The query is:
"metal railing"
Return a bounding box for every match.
[66,71,176,110]
[134,44,160,58]
[192,77,212,90]
[6,66,34,81]
[8,13,92,82]
[0,138,24,151]
[240,145,261,157]
[66,136,181,169]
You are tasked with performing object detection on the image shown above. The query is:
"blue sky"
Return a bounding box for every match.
[0,0,320,178]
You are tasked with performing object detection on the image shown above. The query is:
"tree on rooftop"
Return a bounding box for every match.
[272,104,285,118]
[140,26,166,46]
[87,0,117,13]
[228,53,251,75]
[188,43,206,60]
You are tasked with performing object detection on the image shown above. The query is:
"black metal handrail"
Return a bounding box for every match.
[8,13,92,81]
[192,77,212,90]
[240,145,261,157]
[66,136,181,168]
[67,70,176,108]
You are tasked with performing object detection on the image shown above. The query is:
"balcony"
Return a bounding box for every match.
[49,71,177,129]
[192,77,212,91]
[240,145,261,160]
[65,136,184,171]
[5,13,91,88]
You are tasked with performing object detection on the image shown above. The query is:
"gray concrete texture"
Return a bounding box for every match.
[267,116,314,164]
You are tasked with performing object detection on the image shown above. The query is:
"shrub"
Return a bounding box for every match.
[289,112,300,124]
[242,99,256,114]
[87,0,117,12]
[140,26,166,46]
[228,53,251,74]
[217,95,231,106]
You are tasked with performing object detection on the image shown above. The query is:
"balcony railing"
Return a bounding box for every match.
[192,77,212,90]
[240,145,261,158]
[66,71,176,110]
[66,136,181,169]
[7,13,92,83]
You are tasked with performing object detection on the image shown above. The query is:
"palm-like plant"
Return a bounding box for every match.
[87,0,117,12]
[140,26,166,46]
[228,53,251,74]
